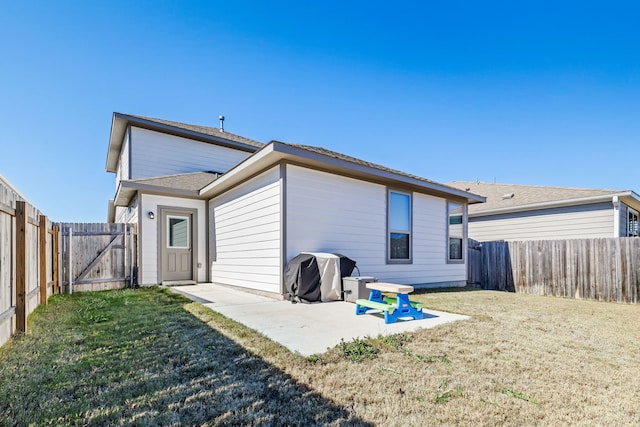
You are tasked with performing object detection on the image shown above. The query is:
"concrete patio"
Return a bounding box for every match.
[170,283,469,356]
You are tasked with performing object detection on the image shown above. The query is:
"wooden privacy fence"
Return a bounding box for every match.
[469,238,640,303]
[56,222,136,293]
[0,176,57,347]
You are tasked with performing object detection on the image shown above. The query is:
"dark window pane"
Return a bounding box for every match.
[390,233,410,259]
[449,237,462,260]
[449,215,462,225]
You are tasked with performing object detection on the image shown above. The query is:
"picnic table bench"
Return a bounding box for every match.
[355,282,424,324]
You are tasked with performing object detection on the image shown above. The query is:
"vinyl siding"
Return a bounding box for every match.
[285,165,466,286]
[138,194,206,285]
[130,127,251,179]
[468,202,615,241]
[115,198,138,224]
[209,167,282,294]
[115,129,130,192]
[618,203,628,237]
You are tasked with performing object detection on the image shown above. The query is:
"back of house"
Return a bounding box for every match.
[106,113,485,295]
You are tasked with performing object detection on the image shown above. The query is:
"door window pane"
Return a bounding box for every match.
[168,216,189,248]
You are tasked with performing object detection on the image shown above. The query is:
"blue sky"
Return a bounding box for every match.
[1,1,639,222]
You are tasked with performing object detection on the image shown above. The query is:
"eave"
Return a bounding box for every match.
[113,180,202,207]
[200,142,486,204]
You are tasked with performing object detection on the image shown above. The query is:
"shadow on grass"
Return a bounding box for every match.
[0,289,372,426]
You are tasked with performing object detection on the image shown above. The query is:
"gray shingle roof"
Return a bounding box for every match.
[126,114,264,148]
[286,143,469,195]
[448,181,623,214]
[129,171,220,192]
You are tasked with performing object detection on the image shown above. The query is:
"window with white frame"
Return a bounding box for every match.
[167,215,190,248]
[448,201,464,262]
[628,209,639,237]
[388,190,411,262]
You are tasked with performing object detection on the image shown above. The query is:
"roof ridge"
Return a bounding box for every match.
[115,113,265,148]
[451,180,624,193]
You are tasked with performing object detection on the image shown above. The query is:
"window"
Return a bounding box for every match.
[628,209,639,237]
[448,201,464,262]
[388,190,411,262]
[167,215,189,248]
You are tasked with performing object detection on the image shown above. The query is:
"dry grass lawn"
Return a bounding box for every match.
[1,287,638,426]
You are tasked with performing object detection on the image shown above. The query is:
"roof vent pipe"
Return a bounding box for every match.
[219,115,225,132]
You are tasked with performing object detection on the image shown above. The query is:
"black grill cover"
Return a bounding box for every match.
[284,253,357,303]
[333,253,357,278]
[284,253,321,303]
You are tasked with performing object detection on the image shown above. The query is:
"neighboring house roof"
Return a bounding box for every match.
[106,113,264,173]
[114,171,220,206]
[199,141,486,204]
[448,181,640,216]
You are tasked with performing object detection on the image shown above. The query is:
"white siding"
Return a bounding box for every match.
[115,198,138,224]
[138,194,207,285]
[285,165,465,286]
[115,129,130,192]
[210,167,282,293]
[468,202,615,241]
[130,127,251,179]
[115,206,127,223]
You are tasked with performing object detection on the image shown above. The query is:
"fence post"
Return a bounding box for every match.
[15,201,27,333]
[129,224,134,288]
[52,225,59,293]
[68,227,73,294]
[39,215,48,304]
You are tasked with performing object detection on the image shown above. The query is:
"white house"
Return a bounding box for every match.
[106,113,485,295]
[448,181,640,242]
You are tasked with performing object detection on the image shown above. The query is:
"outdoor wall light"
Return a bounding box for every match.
[148,211,155,220]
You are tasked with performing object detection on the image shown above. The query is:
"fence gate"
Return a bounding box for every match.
[57,223,136,292]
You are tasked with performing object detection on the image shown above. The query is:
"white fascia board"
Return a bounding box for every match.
[106,113,128,173]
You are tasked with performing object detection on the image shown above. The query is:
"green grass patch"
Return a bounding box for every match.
[0,287,364,426]
[376,332,449,364]
[337,337,379,363]
[433,381,463,404]
[500,387,541,406]
[2,286,639,425]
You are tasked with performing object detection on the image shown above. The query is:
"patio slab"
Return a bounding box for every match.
[170,283,469,356]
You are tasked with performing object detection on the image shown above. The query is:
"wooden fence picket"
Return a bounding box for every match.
[469,237,640,304]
